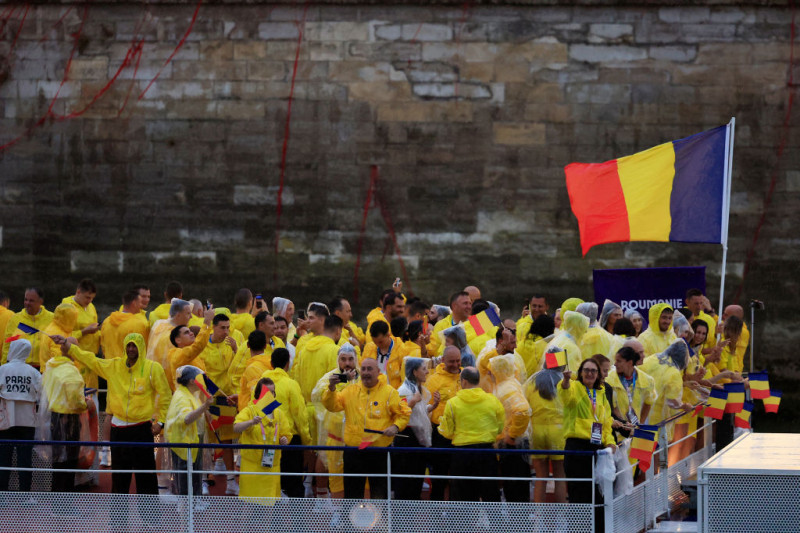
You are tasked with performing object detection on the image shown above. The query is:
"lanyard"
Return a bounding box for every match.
[378,340,394,363]
[259,415,279,443]
[621,372,637,401]
[585,387,597,420]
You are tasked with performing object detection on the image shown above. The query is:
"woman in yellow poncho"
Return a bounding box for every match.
[233,377,292,502]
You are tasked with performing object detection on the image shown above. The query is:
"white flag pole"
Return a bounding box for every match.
[717,117,735,320]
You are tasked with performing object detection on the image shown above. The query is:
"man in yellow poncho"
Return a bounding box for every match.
[147,299,193,375]
[233,378,292,501]
[329,296,365,348]
[310,344,360,498]
[638,303,678,357]
[40,303,79,371]
[63,332,171,495]
[439,366,504,502]
[322,357,410,499]
[165,365,213,497]
[361,320,404,388]
[2,288,54,367]
[489,354,532,502]
[101,289,150,359]
[477,323,525,393]
[517,314,555,378]
[237,334,280,411]
[149,281,183,326]
[427,291,473,357]
[0,291,14,345]
[365,292,405,345]
[231,288,261,339]
[292,315,341,403]
[167,307,215,391]
[261,348,311,498]
[516,294,550,341]
[61,279,100,383]
[425,346,462,500]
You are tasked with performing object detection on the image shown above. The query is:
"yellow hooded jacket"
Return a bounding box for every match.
[579,326,614,361]
[231,312,256,339]
[260,367,312,444]
[238,354,273,411]
[148,303,171,326]
[348,320,366,346]
[438,387,505,446]
[605,368,656,425]
[165,384,202,461]
[69,333,171,424]
[558,379,614,446]
[518,334,548,378]
[2,307,54,366]
[546,311,589,374]
[61,296,100,355]
[640,353,683,427]
[42,355,87,415]
[0,305,13,347]
[489,354,532,441]
[361,338,404,389]
[292,335,339,402]
[322,380,410,447]
[638,303,677,357]
[101,311,150,359]
[426,363,461,425]
[168,325,211,391]
[40,303,79,371]
[477,348,526,393]
[199,338,238,396]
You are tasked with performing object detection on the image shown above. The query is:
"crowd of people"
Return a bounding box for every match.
[0,279,751,511]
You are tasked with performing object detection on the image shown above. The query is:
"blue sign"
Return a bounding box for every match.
[593,266,706,327]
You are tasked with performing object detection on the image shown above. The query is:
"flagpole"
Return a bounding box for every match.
[717,117,735,321]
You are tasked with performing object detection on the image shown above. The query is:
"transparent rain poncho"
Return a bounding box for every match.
[442,325,475,367]
[397,357,432,447]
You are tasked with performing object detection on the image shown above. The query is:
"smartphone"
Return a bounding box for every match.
[256,294,263,300]
[297,309,307,320]
[335,372,349,383]
[206,300,213,310]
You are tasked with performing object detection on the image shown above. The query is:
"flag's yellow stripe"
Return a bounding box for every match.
[617,141,675,242]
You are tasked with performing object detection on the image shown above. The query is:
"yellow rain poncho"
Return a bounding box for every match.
[292,335,339,402]
[321,380,410,448]
[605,368,656,426]
[69,333,171,425]
[361,339,405,389]
[558,379,613,446]
[61,295,100,356]
[101,311,149,359]
[640,340,688,438]
[148,303,171,326]
[438,387,504,446]
[199,338,238,396]
[235,390,292,501]
[167,325,211,391]
[489,354,532,441]
[477,348,526,393]
[638,303,677,357]
[230,312,256,339]
[545,311,589,373]
[260,368,312,445]
[2,307,54,366]
[165,382,202,461]
[524,369,565,459]
[40,304,78,370]
[42,355,87,415]
[238,354,273,411]
[426,363,461,425]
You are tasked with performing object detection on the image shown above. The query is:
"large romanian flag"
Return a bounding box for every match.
[565,123,732,255]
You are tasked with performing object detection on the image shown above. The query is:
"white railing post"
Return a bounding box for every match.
[591,455,595,533]
[659,428,671,519]
[187,447,194,533]
[386,449,392,533]
[602,452,615,533]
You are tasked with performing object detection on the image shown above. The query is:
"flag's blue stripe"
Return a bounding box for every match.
[669,125,727,243]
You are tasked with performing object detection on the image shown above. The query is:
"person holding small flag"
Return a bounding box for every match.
[165,365,214,498]
[322,357,410,499]
[606,347,656,435]
[233,377,292,501]
[559,358,616,531]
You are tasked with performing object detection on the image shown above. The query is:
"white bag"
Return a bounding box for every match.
[613,439,634,497]
[596,448,616,498]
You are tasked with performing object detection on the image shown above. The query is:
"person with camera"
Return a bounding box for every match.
[322,357,410,499]
[311,344,360,498]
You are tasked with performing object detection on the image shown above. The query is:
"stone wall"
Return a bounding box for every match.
[0,2,797,371]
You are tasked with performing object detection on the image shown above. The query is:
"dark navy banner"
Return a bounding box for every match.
[593,266,706,326]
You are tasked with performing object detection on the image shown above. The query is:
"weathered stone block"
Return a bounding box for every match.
[376,102,472,122]
[659,7,711,24]
[569,45,647,63]
[375,23,453,42]
[305,22,371,42]
[412,83,492,100]
[648,45,697,62]
[589,23,633,41]
[246,61,287,81]
[258,22,300,41]
[493,123,546,146]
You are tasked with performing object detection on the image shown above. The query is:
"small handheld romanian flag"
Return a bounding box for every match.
[545,349,568,369]
[208,402,236,431]
[253,388,282,416]
[17,323,40,335]
[748,371,770,400]
[705,388,727,420]
[194,374,220,398]
[734,401,754,429]
[723,382,745,414]
[629,425,658,471]
[764,390,782,414]
[467,308,501,337]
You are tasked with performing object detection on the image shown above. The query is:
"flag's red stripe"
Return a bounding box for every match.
[565,160,630,256]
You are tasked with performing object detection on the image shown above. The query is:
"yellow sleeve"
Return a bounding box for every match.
[494,397,506,436]
[438,400,455,440]
[227,345,250,392]
[68,344,113,380]
[321,387,345,413]
[1,317,20,363]
[507,393,532,439]
[558,379,580,407]
[172,326,211,371]
[601,392,614,446]
[151,362,173,424]
[388,389,411,431]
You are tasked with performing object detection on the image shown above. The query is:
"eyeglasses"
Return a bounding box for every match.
[582,368,598,374]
